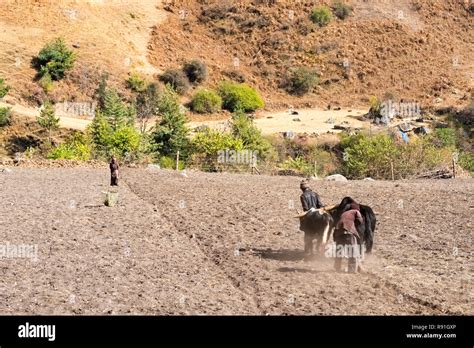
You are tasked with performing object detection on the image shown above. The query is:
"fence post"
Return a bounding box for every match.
[452,158,456,179]
[176,151,180,171]
[390,161,395,181]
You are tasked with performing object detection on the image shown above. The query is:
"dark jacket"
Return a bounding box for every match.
[300,188,323,211]
[109,161,119,177]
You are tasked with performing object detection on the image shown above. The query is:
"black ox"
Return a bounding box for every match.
[296,197,377,256]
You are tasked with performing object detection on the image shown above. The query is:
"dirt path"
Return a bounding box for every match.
[2,99,369,135]
[189,108,369,135]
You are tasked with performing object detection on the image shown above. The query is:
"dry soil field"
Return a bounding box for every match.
[0,167,472,315]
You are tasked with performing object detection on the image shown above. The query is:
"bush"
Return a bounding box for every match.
[0,77,10,98]
[281,156,314,176]
[183,60,207,84]
[191,89,222,113]
[0,107,11,127]
[282,67,319,96]
[126,73,147,92]
[310,6,332,27]
[159,69,190,94]
[231,110,271,159]
[159,156,185,170]
[340,133,450,179]
[47,132,92,160]
[332,1,352,20]
[459,152,474,173]
[217,82,264,112]
[431,127,457,148]
[38,73,54,93]
[36,37,76,80]
[192,128,244,157]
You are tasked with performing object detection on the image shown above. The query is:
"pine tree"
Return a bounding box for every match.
[101,89,135,130]
[151,85,190,159]
[37,100,60,142]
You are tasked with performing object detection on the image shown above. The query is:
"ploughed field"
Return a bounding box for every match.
[0,168,471,315]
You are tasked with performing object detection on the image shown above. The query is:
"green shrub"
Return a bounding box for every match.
[36,37,76,80]
[340,133,451,179]
[126,73,147,92]
[183,60,207,84]
[191,89,222,113]
[159,156,185,170]
[310,6,332,26]
[332,1,352,20]
[159,69,190,94]
[281,156,314,176]
[459,152,474,173]
[282,67,319,96]
[431,128,457,148]
[217,82,264,112]
[108,125,141,156]
[0,107,11,127]
[48,132,92,160]
[0,77,10,98]
[231,110,271,158]
[192,128,244,157]
[38,73,54,93]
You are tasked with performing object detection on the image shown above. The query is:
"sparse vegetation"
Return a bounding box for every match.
[36,38,76,81]
[159,69,190,95]
[183,60,208,84]
[0,77,10,98]
[217,82,264,112]
[191,89,222,114]
[332,1,352,20]
[310,6,332,27]
[282,67,319,96]
[126,73,147,92]
[0,107,11,127]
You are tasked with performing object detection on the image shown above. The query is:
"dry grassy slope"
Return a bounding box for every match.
[0,0,165,104]
[150,0,474,109]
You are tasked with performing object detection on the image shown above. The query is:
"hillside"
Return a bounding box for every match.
[0,0,472,111]
[150,0,474,109]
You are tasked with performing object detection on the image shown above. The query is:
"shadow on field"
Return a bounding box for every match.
[253,248,305,262]
[277,267,331,274]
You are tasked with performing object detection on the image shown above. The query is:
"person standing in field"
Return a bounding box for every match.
[109,156,119,186]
